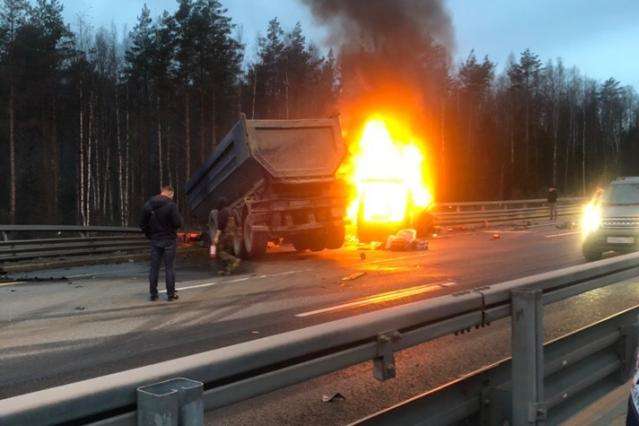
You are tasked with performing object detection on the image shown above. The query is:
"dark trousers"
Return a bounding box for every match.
[549,202,558,221]
[149,239,176,296]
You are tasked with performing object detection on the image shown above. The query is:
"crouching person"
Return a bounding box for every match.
[209,198,241,275]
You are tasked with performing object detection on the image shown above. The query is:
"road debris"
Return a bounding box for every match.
[556,221,576,230]
[491,233,501,240]
[251,330,260,335]
[74,306,86,311]
[322,392,345,403]
[342,272,366,282]
[385,229,429,251]
[359,252,366,261]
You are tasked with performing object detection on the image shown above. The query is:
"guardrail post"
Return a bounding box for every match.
[618,318,639,381]
[374,331,401,381]
[511,289,545,426]
[1,231,8,242]
[138,378,203,426]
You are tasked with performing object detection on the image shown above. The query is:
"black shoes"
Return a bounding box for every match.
[150,292,178,301]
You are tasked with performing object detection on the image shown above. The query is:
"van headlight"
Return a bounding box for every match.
[581,202,602,237]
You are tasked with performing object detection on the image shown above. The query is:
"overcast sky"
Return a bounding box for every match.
[61,0,639,88]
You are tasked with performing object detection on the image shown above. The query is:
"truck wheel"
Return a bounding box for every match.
[308,231,326,252]
[292,237,309,252]
[232,212,244,257]
[292,232,325,252]
[414,211,434,238]
[242,215,268,259]
[325,226,345,249]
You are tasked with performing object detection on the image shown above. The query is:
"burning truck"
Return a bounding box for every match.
[186,114,347,258]
[343,116,434,243]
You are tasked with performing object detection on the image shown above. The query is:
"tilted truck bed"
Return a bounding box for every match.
[186,116,345,219]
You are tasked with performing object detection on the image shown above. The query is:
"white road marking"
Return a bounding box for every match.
[545,231,580,238]
[295,281,455,318]
[483,230,531,234]
[0,281,21,288]
[158,269,309,293]
[160,281,218,293]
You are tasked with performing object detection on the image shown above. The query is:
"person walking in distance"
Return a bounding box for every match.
[209,197,241,275]
[140,185,183,301]
[547,186,558,221]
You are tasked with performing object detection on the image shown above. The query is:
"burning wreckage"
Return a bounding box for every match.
[186,113,434,257]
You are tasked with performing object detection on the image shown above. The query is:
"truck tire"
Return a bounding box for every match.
[325,226,345,249]
[414,211,434,238]
[292,237,309,252]
[308,231,326,251]
[292,232,325,252]
[241,214,268,259]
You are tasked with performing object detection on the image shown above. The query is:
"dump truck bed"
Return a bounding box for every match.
[186,116,345,219]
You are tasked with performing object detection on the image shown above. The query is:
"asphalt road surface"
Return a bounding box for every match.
[2,223,638,424]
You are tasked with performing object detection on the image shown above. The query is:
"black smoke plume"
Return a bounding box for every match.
[301,0,454,53]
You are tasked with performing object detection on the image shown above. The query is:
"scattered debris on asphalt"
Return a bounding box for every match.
[251,330,260,335]
[74,306,86,311]
[491,233,501,240]
[359,252,366,261]
[342,272,366,282]
[556,221,577,230]
[322,392,346,403]
[385,229,429,251]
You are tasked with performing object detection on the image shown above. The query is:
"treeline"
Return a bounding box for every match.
[0,0,637,225]
[0,0,337,225]
[442,49,639,201]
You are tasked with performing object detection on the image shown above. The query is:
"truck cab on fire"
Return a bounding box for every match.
[582,177,639,261]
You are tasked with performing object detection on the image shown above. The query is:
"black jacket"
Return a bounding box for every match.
[139,195,183,240]
[547,190,558,203]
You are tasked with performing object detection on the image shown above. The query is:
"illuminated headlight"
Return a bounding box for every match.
[581,202,602,237]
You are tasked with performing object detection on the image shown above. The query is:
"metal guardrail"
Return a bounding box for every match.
[433,197,584,212]
[357,305,638,425]
[0,226,148,273]
[2,251,638,425]
[433,197,584,227]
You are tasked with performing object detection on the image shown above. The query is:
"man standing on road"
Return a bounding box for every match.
[209,197,240,275]
[140,185,183,301]
[547,186,558,221]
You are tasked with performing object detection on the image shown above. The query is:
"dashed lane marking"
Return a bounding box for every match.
[159,269,310,293]
[483,229,531,234]
[545,231,580,238]
[160,281,219,293]
[0,281,21,288]
[295,281,456,318]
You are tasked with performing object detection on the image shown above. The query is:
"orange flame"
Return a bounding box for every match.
[342,115,433,231]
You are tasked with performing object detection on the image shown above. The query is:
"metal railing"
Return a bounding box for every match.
[433,197,584,226]
[1,251,638,425]
[0,197,585,273]
[0,225,149,274]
